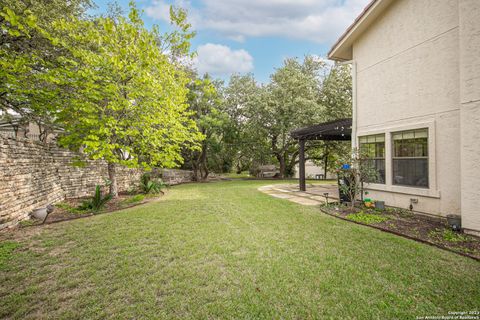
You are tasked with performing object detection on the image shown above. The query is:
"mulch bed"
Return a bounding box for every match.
[320,205,480,261]
[20,193,162,227]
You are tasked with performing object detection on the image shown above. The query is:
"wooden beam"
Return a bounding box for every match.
[299,139,306,191]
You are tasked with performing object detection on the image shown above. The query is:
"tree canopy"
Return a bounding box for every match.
[1,1,203,196]
[2,0,352,187]
[53,4,202,196]
[221,57,352,178]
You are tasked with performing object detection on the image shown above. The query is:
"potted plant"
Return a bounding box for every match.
[446,214,462,231]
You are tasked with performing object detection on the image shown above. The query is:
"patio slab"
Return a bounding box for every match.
[288,197,321,206]
[258,183,338,206]
[270,193,295,199]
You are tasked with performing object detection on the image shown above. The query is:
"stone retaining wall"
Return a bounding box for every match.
[0,137,193,229]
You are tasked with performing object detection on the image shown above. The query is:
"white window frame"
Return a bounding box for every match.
[356,119,439,198]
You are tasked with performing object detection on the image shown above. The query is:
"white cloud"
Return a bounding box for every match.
[145,0,371,44]
[194,43,254,76]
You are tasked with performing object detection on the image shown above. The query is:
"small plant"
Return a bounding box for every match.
[429,228,469,243]
[56,202,86,214]
[123,194,145,205]
[346,211,390,224]
[78,185,112,212]
[140,173,166,194]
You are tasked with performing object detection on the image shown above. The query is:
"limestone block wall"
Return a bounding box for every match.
[0,137,193,229]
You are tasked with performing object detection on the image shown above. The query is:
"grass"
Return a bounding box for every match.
[0,180,479,319]
[222,171,252,179]
[0,241,21,271]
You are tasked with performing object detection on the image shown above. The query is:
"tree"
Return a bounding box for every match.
[53,3,202,197]
[223,74,270,174]
[245,56,326,178]
[336,149,378,209]
[306,64,352,177]
[183,74,227,181]
[0,0,93,141]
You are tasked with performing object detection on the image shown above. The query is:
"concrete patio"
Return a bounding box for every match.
[258,183,339,206]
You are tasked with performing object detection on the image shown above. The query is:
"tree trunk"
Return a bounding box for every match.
[277,155,286,179]
[199,143,209,181]
[107,162,118,198]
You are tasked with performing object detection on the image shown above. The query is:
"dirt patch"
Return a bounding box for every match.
[321,205,480,260]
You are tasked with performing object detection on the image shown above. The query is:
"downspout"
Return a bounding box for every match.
[337,60,357,150]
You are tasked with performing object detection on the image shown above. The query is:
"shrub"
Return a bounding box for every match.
[336,149,379,209]
[78,185,112,212]
[140,173,167,194]
[346,211,389,224]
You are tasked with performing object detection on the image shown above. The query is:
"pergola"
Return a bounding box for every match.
[291,118,352,191]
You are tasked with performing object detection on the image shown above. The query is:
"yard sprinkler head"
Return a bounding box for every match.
[409,198,418,211]
[323,193,329,205]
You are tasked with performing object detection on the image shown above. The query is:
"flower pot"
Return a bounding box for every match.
[446,214,461,231]
[375,201,385,210]
[31,206,54,224]
[31,207,48,221]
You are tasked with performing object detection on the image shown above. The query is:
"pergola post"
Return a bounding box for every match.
[299,139,306,191]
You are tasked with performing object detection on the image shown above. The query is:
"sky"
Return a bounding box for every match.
[92,0,370,83]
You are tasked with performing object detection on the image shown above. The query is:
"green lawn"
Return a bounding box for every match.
[1,180,479,319]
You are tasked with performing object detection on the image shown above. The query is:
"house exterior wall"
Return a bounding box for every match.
[459,0,480,234]
[351,0,471,225]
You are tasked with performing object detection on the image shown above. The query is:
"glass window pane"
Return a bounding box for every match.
[415,129,428,139]
[393,132,403,140]
[414,137,428,157]
[359,134,386,184]
[393,159,428,187]
[375,159,385,183]
[392,128,429,187]
[362,159,385,184]
[376,142,385,158]
[403,131,414,139]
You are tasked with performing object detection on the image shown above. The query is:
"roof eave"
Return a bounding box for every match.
[328,0,394,61]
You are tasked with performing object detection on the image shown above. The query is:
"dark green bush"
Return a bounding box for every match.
[78,185,112,212]
[140,173,166,194]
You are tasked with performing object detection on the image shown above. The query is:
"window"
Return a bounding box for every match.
[359,134,385,184]
[392,128,428,188]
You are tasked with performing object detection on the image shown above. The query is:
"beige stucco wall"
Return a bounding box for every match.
[352,0,465,221]
[459,0,480,234]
